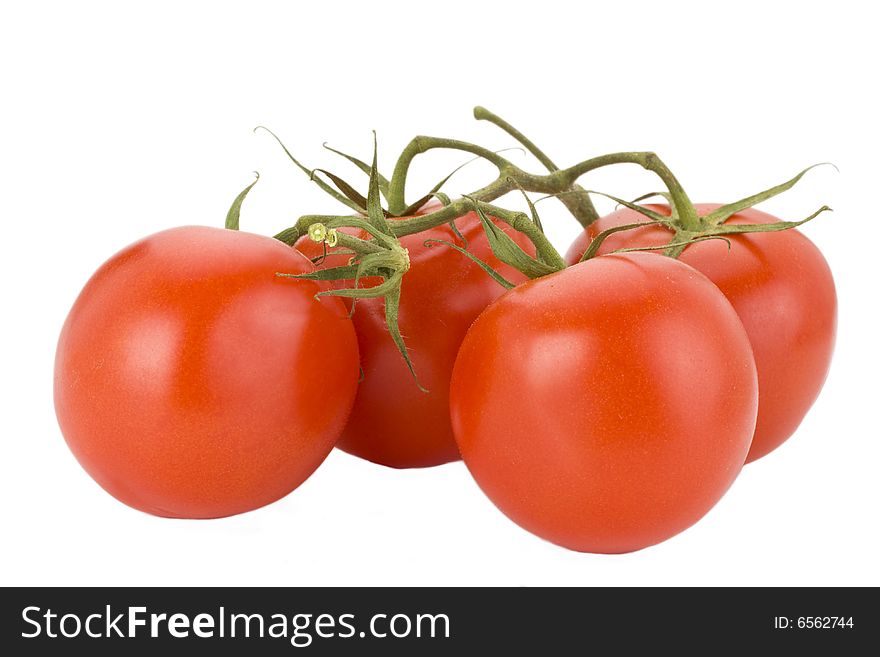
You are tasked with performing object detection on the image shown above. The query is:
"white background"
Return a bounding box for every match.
[1,0,877,586]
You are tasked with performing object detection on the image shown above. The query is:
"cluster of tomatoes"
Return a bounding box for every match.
[54,117,836,553]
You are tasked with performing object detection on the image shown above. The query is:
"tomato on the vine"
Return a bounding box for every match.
[54,226,359,518]
[565,204,836,462]
[450,252,758,553]
[298,210,533,469]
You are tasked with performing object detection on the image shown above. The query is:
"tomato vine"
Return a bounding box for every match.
[227,107,833,380]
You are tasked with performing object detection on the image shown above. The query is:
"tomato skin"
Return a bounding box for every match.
[297,211,532,468]
[54,226,359,518]
[450,253,757,553]
[565,205,837,462]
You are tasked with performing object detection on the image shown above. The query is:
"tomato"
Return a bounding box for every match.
[450,253,757,553]
[298,211,532,468]
[565,204,837,462]
[54,226,359,518]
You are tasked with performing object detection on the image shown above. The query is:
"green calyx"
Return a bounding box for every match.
[579,163,835,261]
[274,135,425,392]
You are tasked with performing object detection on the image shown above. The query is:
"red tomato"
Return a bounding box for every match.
[298,211,532,468]
[450,253,758,553]
[565,205,837,462]
[54,226,359,518]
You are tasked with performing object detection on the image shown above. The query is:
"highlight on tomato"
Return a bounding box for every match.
[450,252,759,553]
[54,226,360,519]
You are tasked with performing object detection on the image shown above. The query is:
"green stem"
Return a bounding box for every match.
[333,232,385,256]
[474,106,559,171]
[390,151,692,235]
[388,136,516,214]
[393,179,515,235]
[473,106,599,227]
[561,151,699,230]
[275,215,345,245]
[386,130,701,236]
[280,151,694,262]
